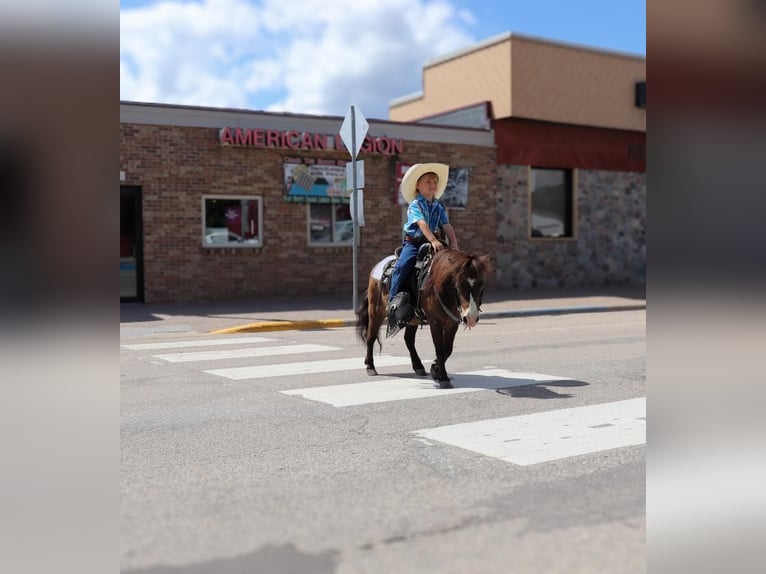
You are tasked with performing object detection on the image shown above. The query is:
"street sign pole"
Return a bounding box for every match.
[350,106,359,312]
[339,104,368,312]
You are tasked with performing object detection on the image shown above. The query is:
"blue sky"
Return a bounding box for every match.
[120,0,645,120]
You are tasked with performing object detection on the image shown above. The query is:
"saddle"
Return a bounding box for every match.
[382,242,434,337]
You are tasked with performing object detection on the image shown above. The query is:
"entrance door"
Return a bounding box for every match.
[120,186,144,302]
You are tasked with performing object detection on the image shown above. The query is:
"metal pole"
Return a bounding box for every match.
[351,106,359,312]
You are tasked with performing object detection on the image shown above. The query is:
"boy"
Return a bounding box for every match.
[387,163,459,318]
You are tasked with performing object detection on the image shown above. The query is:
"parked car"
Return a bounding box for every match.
[205,231,243,244]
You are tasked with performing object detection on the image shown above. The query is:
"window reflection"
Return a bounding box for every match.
[203,196,262,247]
[530,168,573,238]
[309,203,353,244]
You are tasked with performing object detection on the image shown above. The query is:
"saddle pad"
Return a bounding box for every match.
[370,255,396,281]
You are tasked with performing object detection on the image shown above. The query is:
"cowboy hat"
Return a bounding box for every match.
[400,163,449,204]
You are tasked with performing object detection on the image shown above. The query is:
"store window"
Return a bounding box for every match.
[530,168,575,239]
[202,195,263,247]
[308,203,353,245]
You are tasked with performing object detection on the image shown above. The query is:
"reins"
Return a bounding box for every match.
[435,285,462,324]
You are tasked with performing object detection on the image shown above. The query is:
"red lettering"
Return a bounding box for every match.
[220,126,404,154]
[300,132,314,149]
[286,130,300,148]
[266,130,280,147]
[313,133,328,150]
[380,137,397,153]
[234,128,252,146]
[219,127,234,145]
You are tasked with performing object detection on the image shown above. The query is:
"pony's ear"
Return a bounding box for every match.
[477,255,493,275]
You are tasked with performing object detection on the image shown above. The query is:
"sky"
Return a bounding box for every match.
[120,0,646,121]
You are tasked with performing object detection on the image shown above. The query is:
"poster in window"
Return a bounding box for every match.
[394,163,469,208]
[283,157,349,203]
[442,167,469,209]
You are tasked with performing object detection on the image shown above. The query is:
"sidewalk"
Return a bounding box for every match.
[120,285,645,338]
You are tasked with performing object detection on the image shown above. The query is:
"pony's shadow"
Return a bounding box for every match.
[495,379,589,399]
[453,373,588,399]
[389,371,589,399]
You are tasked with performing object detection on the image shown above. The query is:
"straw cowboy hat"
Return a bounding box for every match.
[400,163,449,204]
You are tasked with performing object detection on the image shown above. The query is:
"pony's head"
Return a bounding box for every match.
[457,253,492,328]
[428,250,493,329]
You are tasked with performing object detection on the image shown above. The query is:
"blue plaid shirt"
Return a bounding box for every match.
[403,194,449,239]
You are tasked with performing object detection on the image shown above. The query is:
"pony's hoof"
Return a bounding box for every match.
[438,380,454,389]
[415,368,427,376]
[429,364,439,381]
[366,367,378,376]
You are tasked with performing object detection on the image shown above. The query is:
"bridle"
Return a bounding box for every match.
[435,285,462,324]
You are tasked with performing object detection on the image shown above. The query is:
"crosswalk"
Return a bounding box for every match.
[282,369,575,407]
[122,334,646,466]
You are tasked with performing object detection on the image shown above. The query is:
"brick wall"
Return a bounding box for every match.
[495,164,646,289]
[120,123,497,303]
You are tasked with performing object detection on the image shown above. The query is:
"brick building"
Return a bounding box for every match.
[120,104,496,303]
[120,32,645,303]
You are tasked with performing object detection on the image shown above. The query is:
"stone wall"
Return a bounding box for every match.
[495,165,645,290]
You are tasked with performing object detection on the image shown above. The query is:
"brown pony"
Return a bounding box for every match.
[356,249,493,388]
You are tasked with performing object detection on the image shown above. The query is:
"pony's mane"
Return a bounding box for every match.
[425,250,491,291]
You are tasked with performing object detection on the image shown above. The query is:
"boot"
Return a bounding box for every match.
[387,292,405,316]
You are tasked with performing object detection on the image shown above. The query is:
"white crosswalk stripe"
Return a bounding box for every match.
[414,397,646,466]
[121,336,275,350]
[204,355,411,380]
[151,343,341,363]
[281,369,571,407]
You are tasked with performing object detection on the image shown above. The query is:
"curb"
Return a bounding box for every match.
[208,304,645,334]
[211,318,350,335]
[487,303,646,318]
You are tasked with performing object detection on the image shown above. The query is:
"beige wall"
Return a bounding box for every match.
[390,38,511,122]
[389,34,645,132]
[511,36,645,131]
[423,40,512,119]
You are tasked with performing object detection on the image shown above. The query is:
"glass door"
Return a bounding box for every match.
[120,186,143,302]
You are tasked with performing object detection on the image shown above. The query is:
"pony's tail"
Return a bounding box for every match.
[356,290,371,343]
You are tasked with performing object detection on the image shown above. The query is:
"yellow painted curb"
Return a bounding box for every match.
[211,318,350,334]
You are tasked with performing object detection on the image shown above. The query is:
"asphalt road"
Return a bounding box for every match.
[120,310,646,574]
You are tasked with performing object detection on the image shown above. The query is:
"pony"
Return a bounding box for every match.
[356,248,493,388]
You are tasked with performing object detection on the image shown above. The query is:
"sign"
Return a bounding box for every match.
[219,126,403,155]
[339,105,369,160]
[350,189,365,226]
[283,157,349,203]
[345,160,364,191]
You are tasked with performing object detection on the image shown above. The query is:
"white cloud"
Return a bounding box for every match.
[120,0,476,119]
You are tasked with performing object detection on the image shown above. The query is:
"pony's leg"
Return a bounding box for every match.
[403,324,426,376]
[428,324,454,388]
[439,322,460,384]
[365,336,377,376]
[366,285,390,376]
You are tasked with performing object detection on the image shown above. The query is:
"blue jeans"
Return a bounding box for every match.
[389,241,420,300]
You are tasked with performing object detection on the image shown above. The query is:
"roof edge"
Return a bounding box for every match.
[424,31,645,70]
[389,91,424,108]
